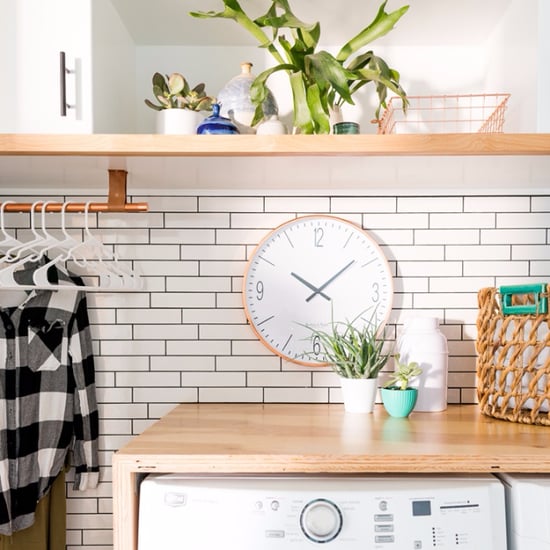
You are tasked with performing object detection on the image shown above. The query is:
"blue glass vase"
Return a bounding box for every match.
[196,103,240,135]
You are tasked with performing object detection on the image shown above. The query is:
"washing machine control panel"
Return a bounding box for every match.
[138,475,506,550]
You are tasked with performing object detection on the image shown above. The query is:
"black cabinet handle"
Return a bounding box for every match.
[59,51,75,117]
[60,51,67,116]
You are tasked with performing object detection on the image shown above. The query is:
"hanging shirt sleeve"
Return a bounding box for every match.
[69,291,100,491]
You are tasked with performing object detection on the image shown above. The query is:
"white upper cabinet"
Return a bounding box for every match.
[0,0,134,133]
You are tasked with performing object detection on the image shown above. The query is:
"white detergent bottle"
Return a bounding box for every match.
[397,316,448,412]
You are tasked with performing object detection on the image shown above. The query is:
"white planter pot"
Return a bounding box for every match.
[156,109,203,135]
[339,377,378,414]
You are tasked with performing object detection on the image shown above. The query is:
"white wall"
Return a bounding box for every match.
[92,0,136,133]
[484,0,539,132]
[538,0,550,131]
[3,183,550,549]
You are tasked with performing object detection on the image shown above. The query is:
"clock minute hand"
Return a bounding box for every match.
[290,272,331,301]
[305,260,355,303]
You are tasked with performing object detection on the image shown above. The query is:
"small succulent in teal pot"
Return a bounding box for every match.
[381,354,422,417]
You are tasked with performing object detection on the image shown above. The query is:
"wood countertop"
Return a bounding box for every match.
[114,403,550,474]
[112,403,550,550]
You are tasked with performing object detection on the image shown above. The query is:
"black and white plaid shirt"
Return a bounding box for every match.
[0,261,99,535]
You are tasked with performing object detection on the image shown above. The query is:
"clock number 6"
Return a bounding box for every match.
[256,280,264,301]
[314,227,324,247]
[312,335,321,356]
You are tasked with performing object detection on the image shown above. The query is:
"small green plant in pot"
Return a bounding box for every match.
[380,353,422,417]
[145,72,215,134]
[303,315,391,413]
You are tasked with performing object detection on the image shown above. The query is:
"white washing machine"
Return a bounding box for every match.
[498,474,550,550]
[138,474,506,550]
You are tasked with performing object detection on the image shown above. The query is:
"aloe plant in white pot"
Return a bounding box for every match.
[144,72,215,134]
[304,316,391,413]
[190,0,409,134]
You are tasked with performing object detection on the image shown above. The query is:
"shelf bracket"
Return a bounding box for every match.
[0,169,148,213]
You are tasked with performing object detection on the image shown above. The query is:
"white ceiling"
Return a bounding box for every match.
[110,0,512,47]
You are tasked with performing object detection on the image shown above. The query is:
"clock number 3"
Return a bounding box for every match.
[372,282,380,303]
[314,227,324,247]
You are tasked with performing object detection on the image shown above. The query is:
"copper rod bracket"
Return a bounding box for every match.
[108,169,129,210]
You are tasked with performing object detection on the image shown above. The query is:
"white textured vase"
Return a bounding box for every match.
[340,377,378,413]
[397,317,448,412]
[156,109,202,135]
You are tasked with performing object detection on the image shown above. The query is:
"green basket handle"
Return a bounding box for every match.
[500,283,548,315]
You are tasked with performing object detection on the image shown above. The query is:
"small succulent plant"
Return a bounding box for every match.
[384,353,422,390]
[144,72,214,112]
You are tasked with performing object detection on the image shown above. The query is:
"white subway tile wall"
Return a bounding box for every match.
[3,192,550,550]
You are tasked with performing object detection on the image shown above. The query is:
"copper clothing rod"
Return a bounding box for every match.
[0,169,148,213]
[0,202,148,213]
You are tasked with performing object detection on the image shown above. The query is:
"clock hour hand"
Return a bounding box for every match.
[305,260,355,302]
[290,272,331,301]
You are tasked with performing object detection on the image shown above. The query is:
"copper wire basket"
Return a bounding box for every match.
[377,93,510,134]
[476,285,550,426]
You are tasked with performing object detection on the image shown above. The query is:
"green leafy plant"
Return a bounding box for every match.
[303,314,391,379]
[144,72,214,112]
[383,353,422,390]
[190,0,408,134]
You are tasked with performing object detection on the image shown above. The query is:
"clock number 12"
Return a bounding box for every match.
[314,227,324,247]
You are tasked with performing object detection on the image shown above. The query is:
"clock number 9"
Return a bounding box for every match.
[314,227,324,247]
[256,281,264,301]
[312,335,321,356]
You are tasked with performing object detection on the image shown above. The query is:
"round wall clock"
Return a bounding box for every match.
[242,215,393,366]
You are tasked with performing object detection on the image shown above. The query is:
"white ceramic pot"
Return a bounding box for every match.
[156,109,203,135]
[256,115,287,135]
[339,377,378,413]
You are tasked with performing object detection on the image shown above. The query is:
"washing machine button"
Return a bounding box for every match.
[300,499,343,543]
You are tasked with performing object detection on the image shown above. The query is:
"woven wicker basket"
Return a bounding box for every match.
[476,286,550,425]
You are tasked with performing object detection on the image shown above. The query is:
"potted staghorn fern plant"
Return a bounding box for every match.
[190,0,409,134]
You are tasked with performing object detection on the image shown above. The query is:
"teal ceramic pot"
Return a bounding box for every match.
[380,387,418,418]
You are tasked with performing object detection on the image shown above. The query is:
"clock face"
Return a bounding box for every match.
[243,215,393,366]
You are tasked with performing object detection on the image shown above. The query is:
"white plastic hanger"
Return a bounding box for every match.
[0,201,21,253]
[1,201,58,264]
[32,201,83,287]
[39,201,141,291]
[0,200,141,292]
[0,201,61,287]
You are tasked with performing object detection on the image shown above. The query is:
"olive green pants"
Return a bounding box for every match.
[0,470,66,550]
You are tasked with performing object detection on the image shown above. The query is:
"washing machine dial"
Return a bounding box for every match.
[300,498,343,543]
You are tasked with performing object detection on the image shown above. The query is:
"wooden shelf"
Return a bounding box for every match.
[112,403,550,550]
[1,133,550,157]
